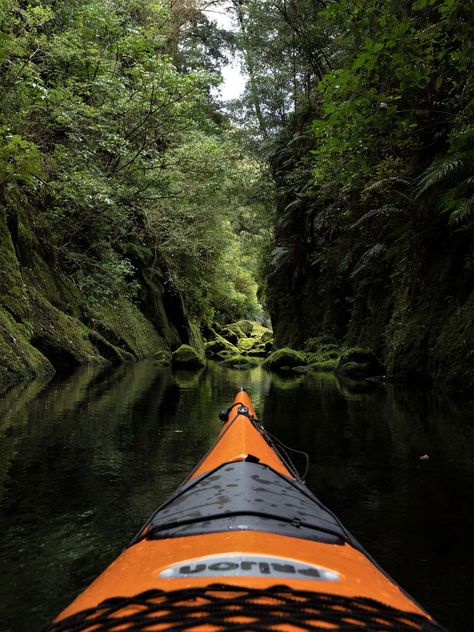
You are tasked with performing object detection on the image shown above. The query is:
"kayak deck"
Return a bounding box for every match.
[46,390,445,631]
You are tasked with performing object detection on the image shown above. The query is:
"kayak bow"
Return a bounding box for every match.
[47,390,445,631]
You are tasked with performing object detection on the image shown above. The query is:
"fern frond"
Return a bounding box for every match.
[448,195,474,225]
[350,244,386,278]
[282,198,302,215]
[350,205,405,229]
[416,151,474,197]
[270,246,290,270]
[363,176,412,193]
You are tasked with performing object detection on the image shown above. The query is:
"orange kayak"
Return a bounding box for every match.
[46,390,445,630]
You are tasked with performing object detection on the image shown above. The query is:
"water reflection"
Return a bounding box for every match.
[0,360,472,631]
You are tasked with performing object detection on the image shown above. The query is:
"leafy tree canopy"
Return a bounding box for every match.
[0,0,271,323]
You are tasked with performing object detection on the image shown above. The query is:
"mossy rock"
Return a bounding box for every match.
[172,344,204,369]
[260,330,273,343]
[216,349,234,360]
[306,349,341,364]
[234,320,254,336]
[308,359,339,372]
[263,348,307,371]
[0,307,54,388]
[187,320,205,357]
[237,336,258,352]
[28,288,111,368]
[224,323,246,339]
[201,323,217,341]
[335,348,383,380]
[211,322,223,334]
[220,327,239,345]
[205,334,239,358]
[246,347,269,358]
[90,300,169,360]
[249,321,271,337]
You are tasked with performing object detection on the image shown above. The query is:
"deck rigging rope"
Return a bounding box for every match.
[232,405,310,482]
[44,584,447,631]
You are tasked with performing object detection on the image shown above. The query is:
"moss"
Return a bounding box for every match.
[263,348,307,370]
[211,321,223,334]
[262,340,274,354]
[187,320,205,357]
[306,349,341,364]
[28,286,108,368]
[205,334,239,358]
[433,291,474,391]
[23,255,83,318]
[0,306,53,389]
[91,300,169,360]
[0,207,30,321]
[224,323,246,338]
[216,349,233,360]
[219,320,274,355]
[219,354,259,368]
[237,336,258,352]
[335,348,383,380]
[172,344,204,368]
[246,347,269,358]
[233,319,254,336]
[0,201,210,390]
[0,209,174,387]
[219,327,238,345]
[308,359,338,372]
[250,322,272,338]
[260,330,273,343]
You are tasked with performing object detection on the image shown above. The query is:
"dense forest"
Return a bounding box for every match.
[0,0,473,392]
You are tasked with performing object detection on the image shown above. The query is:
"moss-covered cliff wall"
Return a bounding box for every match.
[266,123,474,392]
[0,204,192,392]
[222,0,473,393]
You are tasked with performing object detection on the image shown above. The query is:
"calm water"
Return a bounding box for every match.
[0,360,473,631]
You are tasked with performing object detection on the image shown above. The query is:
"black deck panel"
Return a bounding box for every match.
[143,461,348,544]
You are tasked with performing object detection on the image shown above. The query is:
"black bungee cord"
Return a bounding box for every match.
[219,403,310,482]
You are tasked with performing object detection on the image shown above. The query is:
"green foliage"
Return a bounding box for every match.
[263,347,306,370]
[0,128,43,192]
[0,0,269,326]
[309,0,473,225]
[416,125,474,227]
[172,344,204,368]
[231,0,474,389]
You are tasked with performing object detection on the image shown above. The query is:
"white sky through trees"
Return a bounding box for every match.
[205,3,246,101]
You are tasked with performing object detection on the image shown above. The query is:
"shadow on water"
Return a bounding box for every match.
[0,360,472,631]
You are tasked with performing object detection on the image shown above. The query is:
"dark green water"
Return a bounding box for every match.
[0,360,472,631]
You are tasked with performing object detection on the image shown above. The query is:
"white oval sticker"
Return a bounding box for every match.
[159,554,339,581]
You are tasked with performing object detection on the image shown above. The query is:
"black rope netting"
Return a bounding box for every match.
[44,584,446,631]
